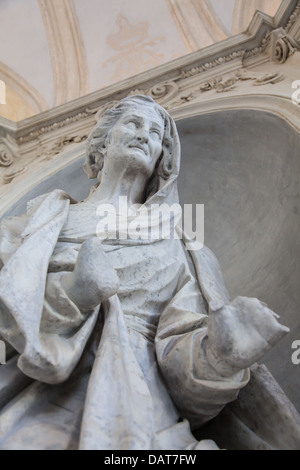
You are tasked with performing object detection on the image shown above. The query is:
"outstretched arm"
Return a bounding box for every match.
[206,296,289,377]
[155,242,289,429]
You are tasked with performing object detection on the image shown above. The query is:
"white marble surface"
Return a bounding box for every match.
[0,96,292,450]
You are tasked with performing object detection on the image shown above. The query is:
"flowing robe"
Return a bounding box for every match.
[0,190,249,450]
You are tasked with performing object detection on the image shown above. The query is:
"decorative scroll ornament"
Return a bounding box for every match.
[15,0,300,146]
[268,27,300,64]
[274,34,300,63]
[147,81,179,104]
[0,149,13,167]
[171,68,284,107]
[93,81,179,121]
[236,69,284,86]
[200,69,284,93]
[0,135,19,168]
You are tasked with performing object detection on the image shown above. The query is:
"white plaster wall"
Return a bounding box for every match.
[210,0,235,34]
[73,0,189,91]
[0,0,54,106]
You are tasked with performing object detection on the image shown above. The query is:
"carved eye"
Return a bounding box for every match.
[150,128,162,139]
[126,120,139,129]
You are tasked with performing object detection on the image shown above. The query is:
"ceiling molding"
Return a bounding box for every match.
[0,61,49,115]
[166,0,228,52]
[11,0,299,142]
[171,93,300,134]
[1,90,299,218]
[0,0,299,202]
[38,0,89,107]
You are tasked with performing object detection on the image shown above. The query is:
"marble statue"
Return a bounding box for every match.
[0,95,290,450]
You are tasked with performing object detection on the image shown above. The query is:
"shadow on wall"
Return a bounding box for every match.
[2,109,300,414]
[177,110,300,415]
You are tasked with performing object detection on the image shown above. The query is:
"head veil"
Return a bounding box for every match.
[84,95,183,245]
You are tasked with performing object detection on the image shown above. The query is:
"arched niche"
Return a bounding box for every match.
[2,107,300,413]
[176,109,300,414]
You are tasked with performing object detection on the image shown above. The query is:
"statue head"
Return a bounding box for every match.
[84,95,180,199]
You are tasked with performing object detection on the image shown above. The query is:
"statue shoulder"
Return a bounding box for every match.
[0,189,74,265]
[26,189,76,215]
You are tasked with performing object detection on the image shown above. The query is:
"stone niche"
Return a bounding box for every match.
[3,108,300,420]
[1,0,300,450]
[177,109,300,414]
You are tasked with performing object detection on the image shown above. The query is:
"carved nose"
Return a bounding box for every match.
[137,130,148,143]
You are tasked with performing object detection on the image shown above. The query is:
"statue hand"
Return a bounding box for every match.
[62,237,120,310]
[206,296,289,377]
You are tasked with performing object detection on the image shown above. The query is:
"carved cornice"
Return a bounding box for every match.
[0,0,299,208]
[17,107,97,144]
[269,27,300,63]
[91,68,285,115]
[7,0,300,155]
[15,62,287,155]
[0,134,23,185]
[285,0,300,31]
[2,167,27,185]
[180,50,246,79]
[0,135,19,167]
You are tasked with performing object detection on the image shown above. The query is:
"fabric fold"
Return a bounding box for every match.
[0,190,98,384]
[79,296,154,450]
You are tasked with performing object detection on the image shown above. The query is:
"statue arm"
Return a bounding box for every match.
[192,245,289,377]
[61,238,119,311]
[155,244,288,429]
[0,192,105,384]
[155,272,249,429]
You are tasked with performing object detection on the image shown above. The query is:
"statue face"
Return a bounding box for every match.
[105,104,165,177]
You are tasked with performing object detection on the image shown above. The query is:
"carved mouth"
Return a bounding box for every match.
[129,144,148,155]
